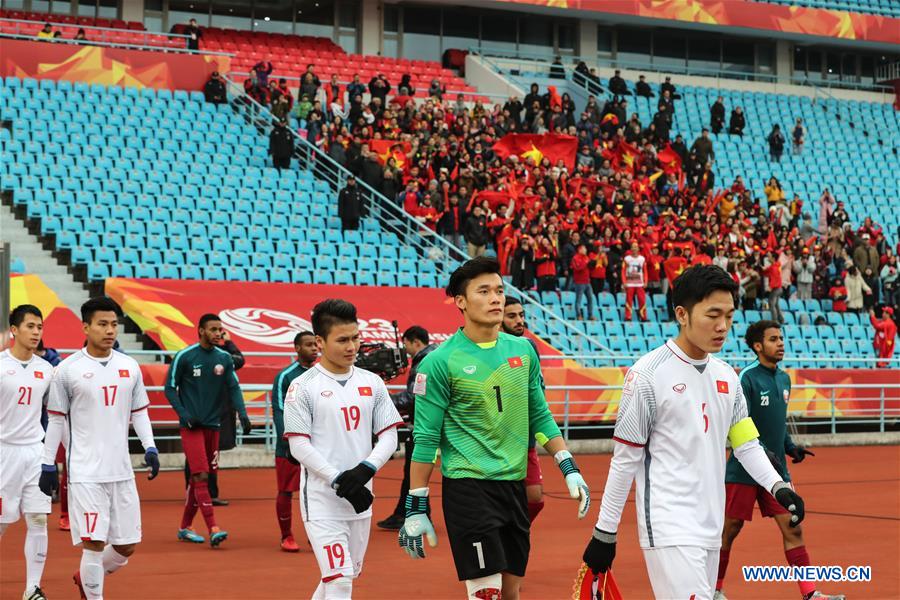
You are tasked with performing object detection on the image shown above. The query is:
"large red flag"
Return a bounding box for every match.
[616,139,642,173]
[492,134,578,171]
[657,144,683,175]
[369,139,411,169]
[470,190,513,212]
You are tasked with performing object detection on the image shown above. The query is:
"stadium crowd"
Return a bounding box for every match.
[232,64,899,340]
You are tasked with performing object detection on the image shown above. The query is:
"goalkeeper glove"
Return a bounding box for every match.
[555,450,591,519]
[334,461,376,499]
[772,482,805,526]
[38,464,59,497]
[240,414,252,435]
[583,528,617,574]
[145,447,160,480]
[398,488,437,559]
[786,445,815,464]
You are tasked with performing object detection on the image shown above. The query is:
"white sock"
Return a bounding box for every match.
[311,582,326,600]
[80,548,105,599]
[24,513,48,590]
[323,577,353,599]
[102,546,129,575]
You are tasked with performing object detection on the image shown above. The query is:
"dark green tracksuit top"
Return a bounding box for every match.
[165,343,247,429]
[726,360,796,485]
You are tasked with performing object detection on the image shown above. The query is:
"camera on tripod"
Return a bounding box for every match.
[355,320,408,380]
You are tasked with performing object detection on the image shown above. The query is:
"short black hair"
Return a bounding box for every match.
[198,313,221,328]
[294,330,315,345]
[446,256,502,297]
[402,325,429,345]
[671,265,737,318]
[745,319,781,353]
[80,297,120,324]
[311,299,358,339]
[9,304,42,327]
[504,297,523,308]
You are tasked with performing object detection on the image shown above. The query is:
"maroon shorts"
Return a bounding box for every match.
[55,444,66,463]
[275,456,300,493]
[525,447,543,487]
[180,428,220,475]
[725,482,789,521]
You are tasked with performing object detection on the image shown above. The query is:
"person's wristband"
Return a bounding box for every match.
[41,464,57,473]
[554,450,580,475]
[593,528,617,544]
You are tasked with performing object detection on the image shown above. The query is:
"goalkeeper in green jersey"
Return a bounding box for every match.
[399,257,591,600]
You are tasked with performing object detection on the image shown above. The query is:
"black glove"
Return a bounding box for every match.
[39,464,59,497]
[583,528,616,574]
[344,486,374,514]
[786,445,815,464]
[186,418,202,429]
[773,483,805,526]
[145,448,160,480]
[240,414,252,435]
[333,462,376,499]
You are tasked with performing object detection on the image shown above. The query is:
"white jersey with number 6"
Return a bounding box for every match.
[282,364,403,522]
[0,350,52,445]
[48,349,150,484]
[612,340,746,549]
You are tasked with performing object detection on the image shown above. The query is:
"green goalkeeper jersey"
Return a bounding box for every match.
[411,328,561,480]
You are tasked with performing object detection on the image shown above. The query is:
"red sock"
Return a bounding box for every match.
[192,479,218,531]
[785,545,816,598]
[527,501,544,523]
[60,468,68,515]
[180,482,199,530]
[716,548,730,591]
[276,492,293,539]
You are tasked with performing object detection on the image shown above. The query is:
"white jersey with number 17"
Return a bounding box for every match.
[48,349,150,484]
[282,364,403,522]
[0,350,52,445]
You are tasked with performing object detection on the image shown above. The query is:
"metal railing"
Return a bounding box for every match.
[0,17,232,56]
[53,348,900,368]
[218,74,613,357]
[473,47,894,95]
[133,382,900,449]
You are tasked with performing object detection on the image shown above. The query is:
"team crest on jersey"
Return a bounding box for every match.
[413,373,427,395]
[622,370,637,396]
[507,356,524,369]
[672,383,686,394]
[34,371,44,379]
[716,380,729,394]
[358,387,373,396]
[321,390,333,398]
[286,382,297,402]
[214,364,225,376]
[783,390,789,403]
[118,369,129,378]
[463,365,476,375]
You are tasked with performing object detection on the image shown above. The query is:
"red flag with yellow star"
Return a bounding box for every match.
[492,134,578,171]
[369,139,411,169]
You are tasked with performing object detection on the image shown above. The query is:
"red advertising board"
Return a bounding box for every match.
[500,0,900,46]
[0,38,229,90]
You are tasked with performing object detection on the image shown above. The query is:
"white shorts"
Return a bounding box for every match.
[305,518,371,583]
[0,442,51,523]
[69,479,142,546]
[643,546,719,600]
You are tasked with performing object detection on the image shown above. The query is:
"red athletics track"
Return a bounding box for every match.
[2,446,897,599]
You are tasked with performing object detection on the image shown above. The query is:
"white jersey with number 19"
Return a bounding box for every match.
[48,349,150,484]
[282,364,403,522]
[0,350,52,445]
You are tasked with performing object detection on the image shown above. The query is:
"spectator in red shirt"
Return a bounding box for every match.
[534,237,559,292]
[570,244,594,320]
[870,306,897,368]
[589,247,608,300]
[829,277,848,313]
[764,253,784,323]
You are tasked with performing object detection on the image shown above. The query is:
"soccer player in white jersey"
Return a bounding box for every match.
[582,265,806,599]
[283,299,403,599]
[1,305,53,600]
[38,297,160,600]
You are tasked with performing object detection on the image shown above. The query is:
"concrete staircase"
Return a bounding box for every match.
[0,199,147,357]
